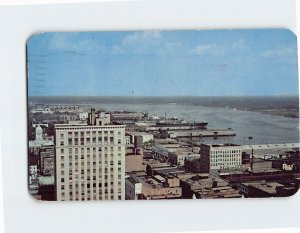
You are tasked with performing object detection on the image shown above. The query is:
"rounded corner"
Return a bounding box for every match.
[284,185,300,198]
[280,28,297,39]
[26,31,46,47]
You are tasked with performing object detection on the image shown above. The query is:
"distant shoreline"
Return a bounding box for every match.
[28,96,300,119]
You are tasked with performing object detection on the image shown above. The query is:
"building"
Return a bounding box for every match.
[125,176,142,200]
[125,174,182,200]
[145,159,185,176]
[178,173,235,198]
[28,124,55,196]
[29,165,39,194]
[126,131,154,147]
[79,112,89,121]
[125,135,131,145]
[59,114,78,123]
[39,145,55,176]
[200,144,242,172]
[29,124,54,154]
[55,109,126,201]
[184,158,201,173]
[240,143,300,159]
[125,145,145,173]
[194,186,242,199]
[168,150,200,167]
[237,181,288,198]
[152,139,200,166]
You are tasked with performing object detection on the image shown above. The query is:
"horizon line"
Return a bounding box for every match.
[28,95,300,98]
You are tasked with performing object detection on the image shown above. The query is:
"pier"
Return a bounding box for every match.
[168,129,236,138]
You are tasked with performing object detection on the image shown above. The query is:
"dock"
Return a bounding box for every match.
[168,129,236,138]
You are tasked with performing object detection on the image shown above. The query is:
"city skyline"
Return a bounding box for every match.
[27,29,299,201]
[27,29,298,97]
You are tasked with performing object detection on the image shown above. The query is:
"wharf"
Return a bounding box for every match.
[168,129,236,138]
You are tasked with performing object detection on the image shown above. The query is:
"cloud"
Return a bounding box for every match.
[163,42,183,54]
[261,47,296,58]
[190,40,246,56]
[111,31,166,55]
[111,45,126,55]
[48,33,105,55]
[191,44,216,55]
[190,43,228,56]
[232,39,246,50]
[122,31,162,45]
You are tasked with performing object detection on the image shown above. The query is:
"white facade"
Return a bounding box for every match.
[29,125,54,149]
[178,153,200,166]
[55,124,126,201]
[125,177,142,200]
[79,112,89,120]
[201,144,242,171]
[125,135,131,145]
[29,165,39,194]
[126,132,154,144]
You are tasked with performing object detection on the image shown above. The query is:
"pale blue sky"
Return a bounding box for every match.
[27,29,298,96]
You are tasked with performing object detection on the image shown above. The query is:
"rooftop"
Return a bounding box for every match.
[211,143,240,147]
[126,131,153,136]
[242,181,284,194]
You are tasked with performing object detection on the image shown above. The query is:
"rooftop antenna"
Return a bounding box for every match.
[250,148,254,172]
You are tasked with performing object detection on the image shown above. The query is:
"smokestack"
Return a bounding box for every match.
[250,148,254,172]
[88,108,96,125]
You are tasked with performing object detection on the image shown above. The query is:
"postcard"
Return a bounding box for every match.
[27,29,299,201]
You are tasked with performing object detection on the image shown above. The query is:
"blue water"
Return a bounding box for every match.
[94,103,299,145]
[29,96,299,145]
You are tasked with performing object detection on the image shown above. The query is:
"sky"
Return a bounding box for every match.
[27,29,299,96]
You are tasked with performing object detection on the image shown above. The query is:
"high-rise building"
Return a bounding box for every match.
[28,124,54,195]
[55,109,126,201]
[200,144,242,172]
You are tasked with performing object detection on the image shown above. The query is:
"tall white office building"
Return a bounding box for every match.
[200,144,242,172]
[55,109,126,201]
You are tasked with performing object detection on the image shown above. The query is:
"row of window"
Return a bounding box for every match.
[60,194,122,201]
[60,160,122,166]
[56,126,124,130]
[211,150,241,154]
[60,147,123,154]
[60,170,122,177]
[60,181,122,188]
[212,162,240,166]
[211,158,241,162]
[60,168,122,176]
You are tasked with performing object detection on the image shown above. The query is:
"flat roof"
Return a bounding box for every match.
[126,131,153,136]
[241,143,300,150]
[211,144,240,147]
[54,124,126,128]
[242,182,284,194]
